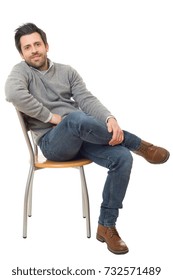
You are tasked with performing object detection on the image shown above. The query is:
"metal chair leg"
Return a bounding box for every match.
[28,172,34,217]
[81,177,86,219]
[79,166,91,238]
[23,165,34,238]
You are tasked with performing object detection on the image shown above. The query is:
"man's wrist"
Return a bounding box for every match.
[45,112,53,123]
[106,115,117,123]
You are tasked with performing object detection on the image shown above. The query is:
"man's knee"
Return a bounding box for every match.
[120,149,133,167]
[109,149,133,171]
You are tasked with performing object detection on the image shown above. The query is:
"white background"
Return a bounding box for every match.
[0,0,172,279]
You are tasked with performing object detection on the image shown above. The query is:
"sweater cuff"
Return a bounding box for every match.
[44,112,53,123]
[106,115,117,123]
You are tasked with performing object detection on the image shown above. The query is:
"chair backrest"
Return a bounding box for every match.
[16,109,37,165]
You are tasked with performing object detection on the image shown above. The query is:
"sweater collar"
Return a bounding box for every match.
[29,59,53,75]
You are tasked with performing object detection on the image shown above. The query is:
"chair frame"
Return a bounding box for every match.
[16,110,91,238]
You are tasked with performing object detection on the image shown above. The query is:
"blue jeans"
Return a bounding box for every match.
[39,111,141,227]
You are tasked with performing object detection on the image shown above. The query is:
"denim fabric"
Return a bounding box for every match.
[39,111,141,226]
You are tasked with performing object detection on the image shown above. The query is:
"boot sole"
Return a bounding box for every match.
[96,234,129,255]
[148,152,170,164]
[134,150,170,164]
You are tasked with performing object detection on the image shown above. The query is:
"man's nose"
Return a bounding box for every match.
[31,46,37,53]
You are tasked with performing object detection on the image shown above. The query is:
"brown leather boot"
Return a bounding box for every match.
[133,140,170,164]
[96,224,129,254]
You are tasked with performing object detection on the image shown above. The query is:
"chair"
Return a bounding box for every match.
[16,110,92,238]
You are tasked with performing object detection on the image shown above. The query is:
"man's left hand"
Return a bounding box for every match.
[107,117,124,146]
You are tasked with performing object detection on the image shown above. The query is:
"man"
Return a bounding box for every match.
[5,23,169,255]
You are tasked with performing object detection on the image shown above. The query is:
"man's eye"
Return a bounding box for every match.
[24,46,30,50]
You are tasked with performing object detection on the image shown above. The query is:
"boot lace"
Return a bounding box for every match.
[108,227,120,238]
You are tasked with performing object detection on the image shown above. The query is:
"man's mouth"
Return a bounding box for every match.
[32,54,41,59]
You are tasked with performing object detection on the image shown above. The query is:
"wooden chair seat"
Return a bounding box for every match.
[35,155,92,168]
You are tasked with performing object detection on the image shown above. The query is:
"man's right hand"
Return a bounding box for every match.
[49,113,62,125]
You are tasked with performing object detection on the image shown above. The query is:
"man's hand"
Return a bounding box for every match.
[49,113,62,125]
[107,117,124,146]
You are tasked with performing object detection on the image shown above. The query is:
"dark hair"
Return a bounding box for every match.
[14,23,48,53]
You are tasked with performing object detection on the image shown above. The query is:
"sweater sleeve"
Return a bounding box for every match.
[5,63,51,123]
[68,67,113,123]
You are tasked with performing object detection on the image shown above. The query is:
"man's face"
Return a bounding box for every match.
[20,32,49,70]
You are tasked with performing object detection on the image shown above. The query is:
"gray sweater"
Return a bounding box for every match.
[5,60,112,143]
